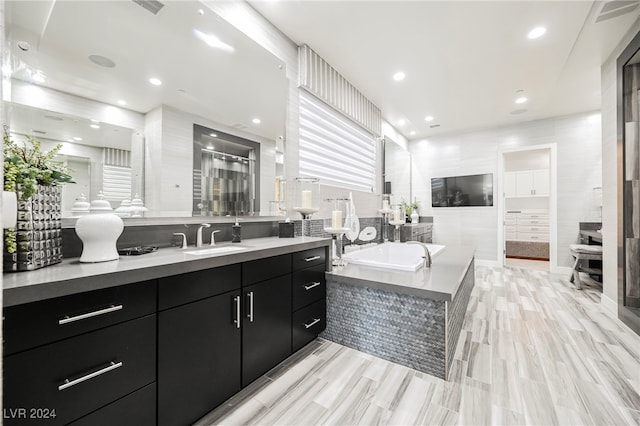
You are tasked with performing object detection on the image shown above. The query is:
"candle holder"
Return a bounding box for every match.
[293,177,320,236]
[389,204,405,242]
[378,194,392,242]
[323,198,350,266]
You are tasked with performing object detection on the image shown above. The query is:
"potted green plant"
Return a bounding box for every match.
[3,128,74,269]
[401,198,420,223]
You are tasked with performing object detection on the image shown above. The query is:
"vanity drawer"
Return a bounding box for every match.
[4,280,156,356]
[292,299,326,352]
[70,383,156,426]
[292,247,326,271]
[4,315,156,426]
[159,264,240,310]
[242,253,291,286]
[292,265,326,311]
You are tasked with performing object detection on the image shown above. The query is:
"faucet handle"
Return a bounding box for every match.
[173,232,188,249]
[201,223,211,228]
[210,230,221,246]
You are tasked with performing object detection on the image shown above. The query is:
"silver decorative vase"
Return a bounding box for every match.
[3,185,63,272]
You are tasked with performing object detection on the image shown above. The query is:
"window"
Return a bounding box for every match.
[299,90,377,192]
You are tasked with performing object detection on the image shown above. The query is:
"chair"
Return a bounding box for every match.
[569,244,603,289]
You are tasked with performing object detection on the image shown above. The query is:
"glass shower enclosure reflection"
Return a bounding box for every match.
[193,124,259,216]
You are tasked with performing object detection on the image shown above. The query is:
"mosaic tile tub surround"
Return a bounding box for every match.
[322,258,475,380]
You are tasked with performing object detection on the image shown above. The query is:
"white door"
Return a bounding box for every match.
[504,172,517,197]
[516,171,533,196]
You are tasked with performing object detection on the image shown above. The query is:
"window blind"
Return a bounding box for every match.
[102,165,132,202]
[299,90,377,192]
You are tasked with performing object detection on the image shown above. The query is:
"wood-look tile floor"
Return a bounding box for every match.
[197,266,640,425]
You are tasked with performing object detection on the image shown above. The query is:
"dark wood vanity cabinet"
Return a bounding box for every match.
[3,244,329,426]
[157,264,242,426]
[241,254,292,387]
[3,281,157,425]
[291,248,327,351]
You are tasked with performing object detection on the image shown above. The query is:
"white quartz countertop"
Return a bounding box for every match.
[3,237,331,307]
[326,245,475,302]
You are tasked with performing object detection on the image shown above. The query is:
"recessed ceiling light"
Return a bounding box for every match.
[117,99,127,106]
[149,77,162,86]
[197,8,204,15]
[527,27,546,39]
[397,119,406,126]
[90,124,100,129]
[515,96,528,104]
[393,71,405,81]
[425,115,434,122]
[90,119,100,123]
[206,144,214,150]
[252,118,261,124]
[73,137,83,141]
[68,139,74,142]
[209,133,217,137]
[409,131,416,136]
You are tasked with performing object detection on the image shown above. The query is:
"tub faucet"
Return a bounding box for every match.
[407,241,432,268]
[196,223,211,247]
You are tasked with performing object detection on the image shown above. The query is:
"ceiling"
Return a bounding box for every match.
[249,0,640,140]
[6,0,287,142]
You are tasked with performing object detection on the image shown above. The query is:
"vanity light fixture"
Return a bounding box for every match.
[252,118,261,124]
[393,71,405,81]
[90,124,100,129]
[117,99,127,106]
[193,29,234,53]
[527,26,546,39]
[149,77,162,86]
[425,115,434,122]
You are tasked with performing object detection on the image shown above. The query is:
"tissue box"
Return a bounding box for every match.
[278,222,295,238]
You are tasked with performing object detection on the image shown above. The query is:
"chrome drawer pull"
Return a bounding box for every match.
[59,305,123,325]
[304,318,321,329]
[304,256,321,262]
[304,282,321,291]
[233,296,241,329]
[58,361,123,391]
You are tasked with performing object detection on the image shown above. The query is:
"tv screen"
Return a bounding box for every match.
[431,173,493,207]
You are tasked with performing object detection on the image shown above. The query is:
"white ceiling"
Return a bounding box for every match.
[249,0,640,140]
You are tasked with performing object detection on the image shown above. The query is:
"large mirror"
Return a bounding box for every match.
[383,137,412,204]
[5,0,287,218]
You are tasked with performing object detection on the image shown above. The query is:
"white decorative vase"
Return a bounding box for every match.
[75,192,124,263]
[410,209,420,224]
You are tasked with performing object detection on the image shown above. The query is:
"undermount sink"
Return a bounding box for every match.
[183,246,248,256]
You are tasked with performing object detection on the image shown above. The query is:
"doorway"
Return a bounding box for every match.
[501,146,555,271]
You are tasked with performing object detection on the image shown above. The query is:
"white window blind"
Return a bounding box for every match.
[102,165,132,202]
[299,90,377,192]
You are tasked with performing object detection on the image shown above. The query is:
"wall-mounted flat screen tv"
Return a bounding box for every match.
[431,173,493,207]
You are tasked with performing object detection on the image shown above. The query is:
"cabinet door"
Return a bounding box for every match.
[504,172,517,197]
[515,171,534,196]
[242,276,292,387]
[158,290,241,426]
[532,169,549,196]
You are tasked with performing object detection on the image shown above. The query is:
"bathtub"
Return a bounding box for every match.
[342,242,445,271]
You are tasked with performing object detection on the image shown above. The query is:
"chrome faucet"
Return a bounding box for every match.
[407,241,432,268]
[196,223,211,247]
[210,230,221,246]
[173,232,188,249]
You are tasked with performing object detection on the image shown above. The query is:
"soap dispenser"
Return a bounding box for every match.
[232,218,242,243]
